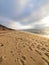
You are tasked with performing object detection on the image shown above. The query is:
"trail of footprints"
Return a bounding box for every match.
[0,31,49,65]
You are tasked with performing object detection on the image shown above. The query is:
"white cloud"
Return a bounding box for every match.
[19,0,27,7]
[0,16,33,30]
[0,0,49,29]
[41,16,49,27]
[7,21,33,30]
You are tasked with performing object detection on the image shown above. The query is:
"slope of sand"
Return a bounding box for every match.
[0,26,49,65]
[0,24,14,31]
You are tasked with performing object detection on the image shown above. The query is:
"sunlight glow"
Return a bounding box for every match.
[9,21,32,30]
[19,0,28,9]
[42,16,49,26]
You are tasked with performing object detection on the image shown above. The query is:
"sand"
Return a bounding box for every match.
[0,27,49,65]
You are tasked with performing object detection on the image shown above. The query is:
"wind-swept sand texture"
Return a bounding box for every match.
[0,25,49,65]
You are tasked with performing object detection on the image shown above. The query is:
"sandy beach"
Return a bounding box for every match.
[0,27,49,65]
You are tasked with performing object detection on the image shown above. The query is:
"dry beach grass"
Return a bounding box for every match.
[0,25,49,65]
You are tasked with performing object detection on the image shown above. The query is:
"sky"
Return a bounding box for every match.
[0,0,49,30]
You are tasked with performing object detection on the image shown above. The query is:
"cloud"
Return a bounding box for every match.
[0,0,49,29]
[0,0,33,20]
[0,16,33,29]
[41,16,49,27]
[8,21,33,30]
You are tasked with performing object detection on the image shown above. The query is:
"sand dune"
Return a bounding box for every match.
[0,24,14,31]
[0,25,49,65]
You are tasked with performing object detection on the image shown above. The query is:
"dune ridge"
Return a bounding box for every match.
[0,24,14,31]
